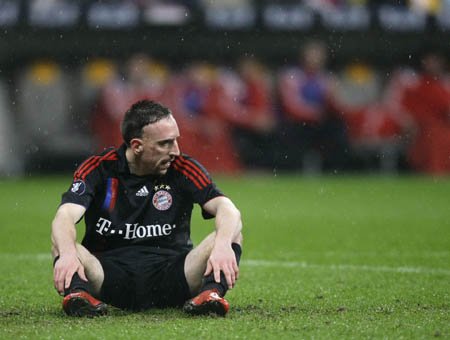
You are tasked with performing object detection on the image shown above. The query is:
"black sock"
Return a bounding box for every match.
[53,256,92,296]
[200,243,242,297]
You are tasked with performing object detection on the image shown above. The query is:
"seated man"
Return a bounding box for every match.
[51,100,243,317]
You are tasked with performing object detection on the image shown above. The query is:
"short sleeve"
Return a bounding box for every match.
[60,157,103,210]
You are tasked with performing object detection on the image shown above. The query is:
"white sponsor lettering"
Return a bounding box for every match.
[162,224,172,235]
[96,217,112,235]
[124,223,138,239]
[136,225,146,238]
[147,224,161,236]
[94,218,176,239]
[123,222,176,239]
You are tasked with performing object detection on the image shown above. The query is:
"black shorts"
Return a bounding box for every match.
[96,246,192,311]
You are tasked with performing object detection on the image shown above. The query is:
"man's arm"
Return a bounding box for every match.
[51,203,87,296]
[202,196,242,289]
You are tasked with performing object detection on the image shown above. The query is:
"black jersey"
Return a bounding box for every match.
[60,144,224,255]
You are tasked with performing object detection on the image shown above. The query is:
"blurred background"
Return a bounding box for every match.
[0,0,449,177]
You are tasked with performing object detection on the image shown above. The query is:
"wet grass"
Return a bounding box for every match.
[0,174,449,339]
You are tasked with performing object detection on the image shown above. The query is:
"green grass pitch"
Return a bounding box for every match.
[0,174,449,339]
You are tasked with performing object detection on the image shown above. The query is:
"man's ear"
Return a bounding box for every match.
[130,138,143,155]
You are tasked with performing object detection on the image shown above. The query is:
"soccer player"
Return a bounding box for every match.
[51,100,243,317]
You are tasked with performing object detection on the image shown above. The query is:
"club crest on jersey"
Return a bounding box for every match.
[152,190,172,211]
[71,179,85,195]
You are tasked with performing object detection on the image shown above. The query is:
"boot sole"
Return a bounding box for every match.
[64,296,107,318]
[183,300,227,317]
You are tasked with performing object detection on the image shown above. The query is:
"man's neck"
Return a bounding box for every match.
[125,148,147,176]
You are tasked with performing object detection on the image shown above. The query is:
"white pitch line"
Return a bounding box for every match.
[0,253,52,261]
[242,260,450,276]
[1,253,449,276]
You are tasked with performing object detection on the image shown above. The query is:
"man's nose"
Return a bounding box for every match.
[170,140,180,156]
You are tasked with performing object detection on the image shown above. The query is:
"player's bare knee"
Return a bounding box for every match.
[199,232,217,256]
[74,244,88,263]
[74,244,102,273]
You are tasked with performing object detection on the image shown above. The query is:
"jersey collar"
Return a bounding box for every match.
[117,143,131,175]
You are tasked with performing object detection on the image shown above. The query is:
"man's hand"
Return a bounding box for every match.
[204,242,239,290]
[51,203,88,295]
[53,254,87,296]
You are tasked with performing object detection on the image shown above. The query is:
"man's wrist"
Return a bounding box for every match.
[214,237,232,248]
[58,247,78,259]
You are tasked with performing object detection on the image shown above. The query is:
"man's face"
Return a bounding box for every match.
[138,115,180,175]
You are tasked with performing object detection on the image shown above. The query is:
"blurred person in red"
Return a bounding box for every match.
[206,57,277,170]
[399,48,450,174]
[277,40,350,172]
[333,60,411,171]
[92,53,170,151]
[168,62,241,174]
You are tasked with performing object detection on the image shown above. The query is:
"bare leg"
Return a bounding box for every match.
[52,243,104,298]
[74,244,104,297]
[184,231,243,296]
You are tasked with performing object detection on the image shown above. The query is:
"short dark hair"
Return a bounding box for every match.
[121,100,172,146]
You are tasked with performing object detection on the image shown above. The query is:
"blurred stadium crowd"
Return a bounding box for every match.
[1,41,449,176]
[2,0,450,30]
[0,0,449,176]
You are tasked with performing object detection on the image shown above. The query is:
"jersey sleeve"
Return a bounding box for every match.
[60,156,104,210]
[173,154,224,219]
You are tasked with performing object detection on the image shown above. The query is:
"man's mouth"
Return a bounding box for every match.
[161,160,172,169]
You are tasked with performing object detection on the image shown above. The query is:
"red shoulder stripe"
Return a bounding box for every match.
[81,153,117,180]
[173,162,202,189]
[178,155,211,185]
[174,158,208,188]
[74,156,97,180]
[81,151,117,180]
[77,150,117,180]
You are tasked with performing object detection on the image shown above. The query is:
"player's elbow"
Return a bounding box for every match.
[51,209,67,244]
[235,207,242,225]
[234,212,243,245]
[51,204,82,241]
[226,203,241,224]
[232,206,242,235]
[51,205,70,230]
[222,200,242,229]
